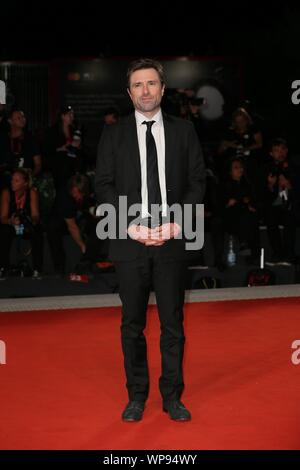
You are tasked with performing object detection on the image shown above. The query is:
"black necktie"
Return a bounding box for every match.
[142,120,162,220]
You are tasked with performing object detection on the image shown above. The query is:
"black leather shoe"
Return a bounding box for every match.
[122,401,145,422]
[163,401,191,421]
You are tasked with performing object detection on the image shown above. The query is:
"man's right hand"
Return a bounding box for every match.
[127,224,165,246]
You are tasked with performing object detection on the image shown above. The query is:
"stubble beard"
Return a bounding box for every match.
[137,96,161,115]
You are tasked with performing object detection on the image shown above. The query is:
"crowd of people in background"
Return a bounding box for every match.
[1,92,300,280]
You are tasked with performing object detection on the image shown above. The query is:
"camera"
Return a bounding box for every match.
[189,97,205,106]
[72,129,82,142]
[14,209,35,234]
[66,129,82,158]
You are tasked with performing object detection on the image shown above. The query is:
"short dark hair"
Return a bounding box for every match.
[229,156,244,167]
[103,106,119,118]
[269,137,288,151]
[189,97,204,106]
[231,107,253,127]
[59,105,74,116]
[227,157,244,175]
[8,107,24,119]
[126,58,165,88]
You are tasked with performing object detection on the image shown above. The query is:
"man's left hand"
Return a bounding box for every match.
[149,223,181,242]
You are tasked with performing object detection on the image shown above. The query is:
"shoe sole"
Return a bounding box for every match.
[122,416,143,422]
[163,408,191,421]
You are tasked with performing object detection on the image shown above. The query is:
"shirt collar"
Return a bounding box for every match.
[135,109,162,127]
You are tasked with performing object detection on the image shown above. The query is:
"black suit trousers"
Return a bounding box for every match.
[115,248,187,404]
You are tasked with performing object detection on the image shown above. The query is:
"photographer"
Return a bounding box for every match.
[43,105,85,191]
[220,158,260,264]
[45,174,106,277]
[262,169,297,266]
[0,169,44,280]
[217,107,263,184]
[0,108,42,189]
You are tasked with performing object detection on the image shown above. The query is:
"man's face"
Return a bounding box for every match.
[71,186,83,203]
[62,111,74,126]
[231,161,244,179]
[189,103,201,116]
[270,144,288,162]
[10,111,26,129]
[104,113,117,125]
[127,68,164,116]
[234,114,248,131]
[11,172,27,192]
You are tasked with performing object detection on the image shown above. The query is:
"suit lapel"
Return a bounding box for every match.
[125,114,141,183]
[163,113,174,187]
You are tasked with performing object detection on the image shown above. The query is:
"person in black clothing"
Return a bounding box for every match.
[99,107,119,137]
[46,173,106,276]
[217,107,263,185]
[263,138,300,187]
[261,168,297,266]
[185,97,205,140]
[218,107,263,159]
[0,103,9,134]
[96,58,205,422]
[220,158,260,264]
[0,108,42,188]
[189,168,226,271]
[0,168,43,279]
[203,169,227,270]
[43,105,85,190]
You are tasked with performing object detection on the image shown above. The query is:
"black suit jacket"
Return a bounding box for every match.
[95,112,206,261]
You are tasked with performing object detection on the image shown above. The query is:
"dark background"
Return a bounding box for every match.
[0,2,295,60]
[1,1,300,149]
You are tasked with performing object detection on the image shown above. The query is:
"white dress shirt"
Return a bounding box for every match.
[135,109,167,219]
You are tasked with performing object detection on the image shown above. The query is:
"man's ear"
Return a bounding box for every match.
[127,88,132,100]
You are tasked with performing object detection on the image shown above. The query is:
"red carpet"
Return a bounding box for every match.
[0,297,300,450]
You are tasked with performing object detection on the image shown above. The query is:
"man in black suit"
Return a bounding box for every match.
[96,58,205,422]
